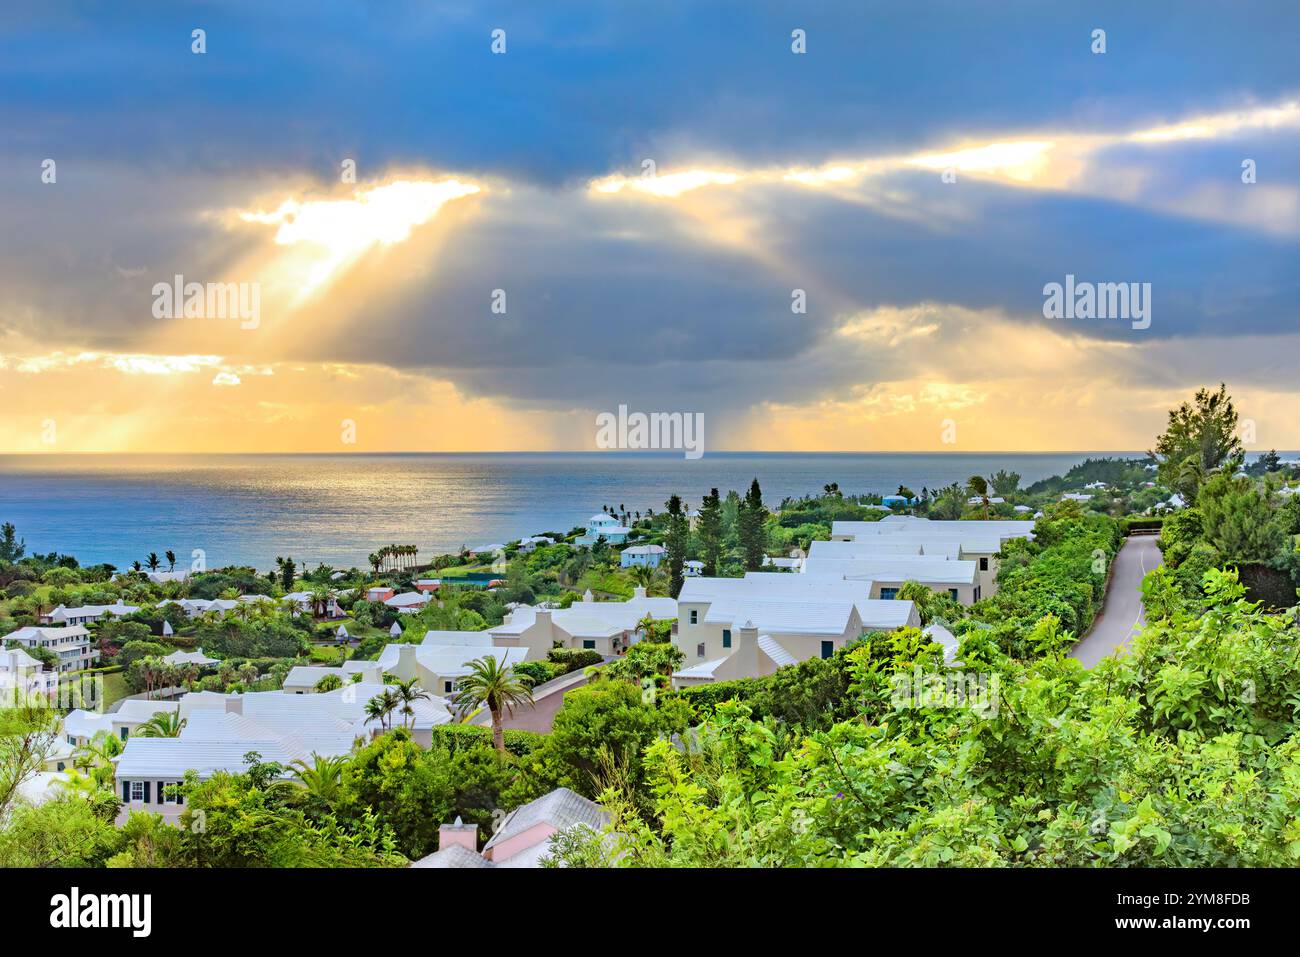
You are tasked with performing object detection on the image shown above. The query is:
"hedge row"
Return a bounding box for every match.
[427,723,545,757]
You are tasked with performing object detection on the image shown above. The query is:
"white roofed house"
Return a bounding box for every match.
[517,535,556,553]
[282,661,384,694]
[113,681,454,821]
[3,624,98,674]
[412,787,610,868]
[620,544,665,568]
[281,591,344,618]
[41,598,139,627]
[576,513,630,546]
[0,647,58,699]
[826,516,1036,598]
[161,648,219,669]
[159,596,270,619]
[489,587,676,659]
[384,591,433,614]
[106,698,181,742]
[801,555,982,604]
[378,634,528,698]
[62,708,114,750]
[671,576,919,687]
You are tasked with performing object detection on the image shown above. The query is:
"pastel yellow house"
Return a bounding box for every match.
[489,587,676,658]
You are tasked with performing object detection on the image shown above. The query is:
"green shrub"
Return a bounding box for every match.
[547,648,603,669]
[513,660,562,687]
[427,724,544,758]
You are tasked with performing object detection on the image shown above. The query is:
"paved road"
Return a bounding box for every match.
[1070,535,1162,668]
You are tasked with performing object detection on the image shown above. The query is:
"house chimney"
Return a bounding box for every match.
[733,620,760,676]
[633,586,647,599]
[535,609,552,627]
[225,695,243,715]
[395,643,418,679]
[582,589,594,603]
[439,816,479,851]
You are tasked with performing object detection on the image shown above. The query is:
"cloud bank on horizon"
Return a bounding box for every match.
[0,0,1297,454]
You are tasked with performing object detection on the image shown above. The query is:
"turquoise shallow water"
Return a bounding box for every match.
[0,451,1149,571]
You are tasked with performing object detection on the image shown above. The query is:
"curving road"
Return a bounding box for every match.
[1070,534,1163,668]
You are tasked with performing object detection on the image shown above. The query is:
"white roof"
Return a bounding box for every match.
[756,634,797,667]
[801,556,977,586]
[0,647,42,670]
[16,771,68,807]
[622,544,666,555]
[701,596,858,636]
[283,665,350,687]
[492,592,675,637]
[684,574,903,624]
[832,518,1035,543]
[924,623,960,664]
[484,787,609,854]
[411,844,494,869]
[49,601,139,620]
[4,625,91,643]
[112,699,180,723]
[114,738,301,779]
[64,709,114,739]
[379,642,529,678]
[178,683,452,729]
[162,649,219,666]
[807,539,968,560]
[420,630,495,647]
[673,657,729,679]
[384,591,431,607]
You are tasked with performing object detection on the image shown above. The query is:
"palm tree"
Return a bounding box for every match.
[145,552,161,572]
[135,711,187,737]
[966,475,990,520]
[165,550,176,572]
[452,656,534,753]
[368,553,381,574]
[627,563,657,590]
[72,731,124,789]
[290,753,348,807]
[309,584,336,619]
[364,688,401,732]
[392,677,431,729]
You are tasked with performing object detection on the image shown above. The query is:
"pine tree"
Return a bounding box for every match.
[664,494,689,597]
[698,487,724,577]
[738,478,767,572]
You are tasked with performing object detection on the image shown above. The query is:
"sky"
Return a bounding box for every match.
[0,0,1297,454]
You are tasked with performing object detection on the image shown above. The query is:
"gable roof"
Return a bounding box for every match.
[801,556,977,585]
[484,787,609,853]
[4,625,91,643]
[756,634,797,668]
[410,843,494,869]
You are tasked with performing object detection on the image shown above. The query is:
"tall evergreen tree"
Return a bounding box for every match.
[0,522,24,563]
[698,488,724,577]
[664,494,689,597]
[738,478,767,572]
[1152,383,1244,499]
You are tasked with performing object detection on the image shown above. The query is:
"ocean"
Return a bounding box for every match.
[0,451,1142,571]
